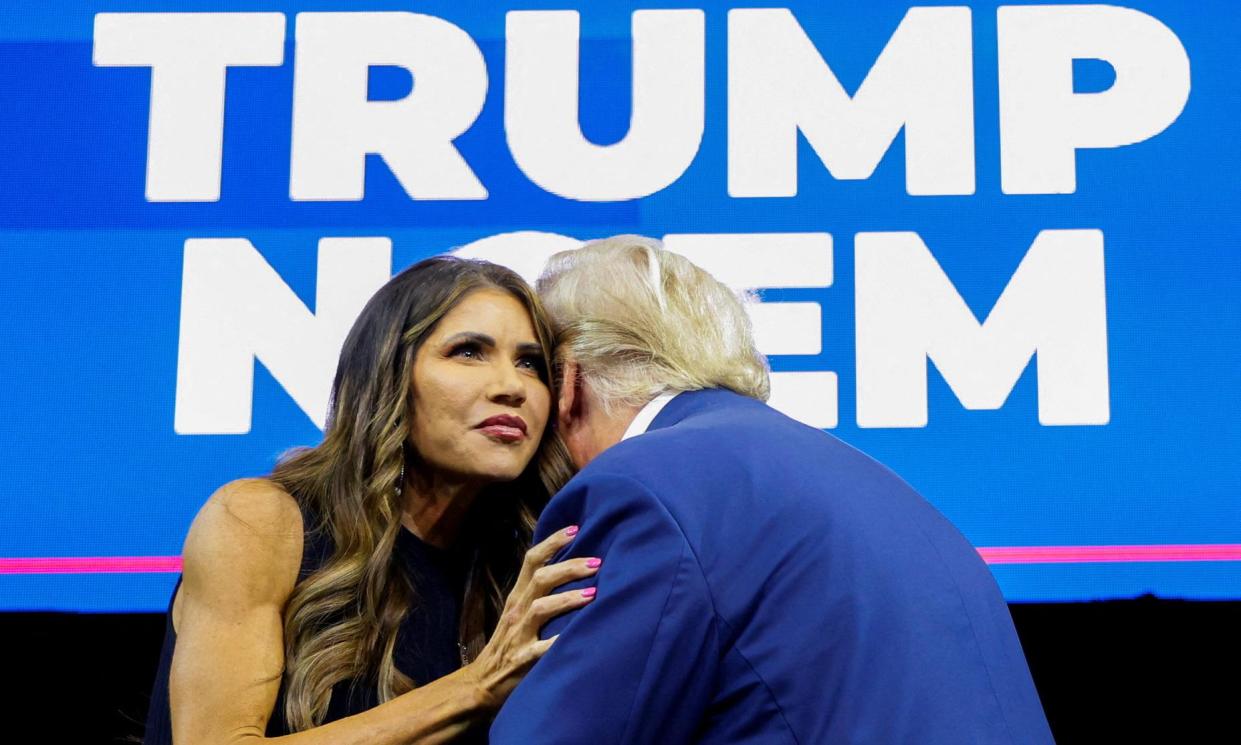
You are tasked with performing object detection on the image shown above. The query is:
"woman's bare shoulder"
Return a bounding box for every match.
[181,478,305,606]
[205,477,304,537]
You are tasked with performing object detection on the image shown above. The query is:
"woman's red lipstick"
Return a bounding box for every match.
[476,414,528,442]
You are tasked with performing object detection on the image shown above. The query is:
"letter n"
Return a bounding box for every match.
[174,238,391,433]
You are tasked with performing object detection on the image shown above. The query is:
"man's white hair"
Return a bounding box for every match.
[537,235,770,411]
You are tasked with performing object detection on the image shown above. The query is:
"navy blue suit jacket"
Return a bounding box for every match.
[491,389,1053,744]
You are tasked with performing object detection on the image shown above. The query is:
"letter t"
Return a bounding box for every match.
[93,13,285,201]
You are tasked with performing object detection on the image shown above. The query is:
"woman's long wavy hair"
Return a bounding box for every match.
[269,256,573,731]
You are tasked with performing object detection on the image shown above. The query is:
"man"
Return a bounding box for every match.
[491,235,1054,743]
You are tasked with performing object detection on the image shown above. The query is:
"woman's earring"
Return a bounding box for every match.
[396,459,405,499]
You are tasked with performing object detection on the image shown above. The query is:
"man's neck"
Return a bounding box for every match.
[591,405,642,454]
[620,392,677,442]
[575,393,677,467]
[569,388,644,468]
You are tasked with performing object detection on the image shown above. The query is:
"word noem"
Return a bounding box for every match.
[174,230,1109,434]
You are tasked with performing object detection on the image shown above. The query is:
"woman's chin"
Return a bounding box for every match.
[470,458,533,485]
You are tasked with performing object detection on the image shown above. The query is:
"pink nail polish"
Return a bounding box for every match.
[586,558,602,568]
[565,525,580,537]
[581,587,597,599]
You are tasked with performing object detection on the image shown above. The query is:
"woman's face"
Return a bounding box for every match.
[408,288,551,486]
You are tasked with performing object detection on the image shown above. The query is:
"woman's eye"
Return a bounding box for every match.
[450,343,482,360]
[517,355,546,374]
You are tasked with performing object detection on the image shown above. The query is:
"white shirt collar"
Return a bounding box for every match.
[621,392,678,441]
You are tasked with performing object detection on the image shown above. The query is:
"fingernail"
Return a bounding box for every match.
[585,558,602,568]
[581,587,597,599]
[564,525,579,537]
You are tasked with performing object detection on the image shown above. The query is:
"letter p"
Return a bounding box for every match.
[998,5,1190,194]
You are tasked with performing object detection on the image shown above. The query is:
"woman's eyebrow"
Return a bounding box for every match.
[442,333,541,355]
[442,331,495,347]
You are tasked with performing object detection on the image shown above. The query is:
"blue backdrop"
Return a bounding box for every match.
[1,0,1238,611]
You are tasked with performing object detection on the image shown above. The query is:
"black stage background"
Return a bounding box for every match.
[7,598,1240,742]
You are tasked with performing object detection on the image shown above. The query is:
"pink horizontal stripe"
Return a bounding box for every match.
[2,545,1241,575]
[0,556,183,574]
[978,544,1241,564]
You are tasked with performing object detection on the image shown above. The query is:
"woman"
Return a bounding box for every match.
[144,256,597,744]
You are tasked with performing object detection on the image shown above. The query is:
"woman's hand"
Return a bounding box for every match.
[464,525,600,712]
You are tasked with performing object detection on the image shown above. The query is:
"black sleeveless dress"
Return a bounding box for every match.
[143,520,486,743]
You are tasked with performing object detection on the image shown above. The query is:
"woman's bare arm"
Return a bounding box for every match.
[168,478,594,745]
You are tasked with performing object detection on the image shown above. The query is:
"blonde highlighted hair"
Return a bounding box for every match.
[270,256,573,731]
[537,235,770,410]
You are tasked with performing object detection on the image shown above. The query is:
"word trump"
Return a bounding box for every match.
[94,5,1189,202]
[174,230,1109,434]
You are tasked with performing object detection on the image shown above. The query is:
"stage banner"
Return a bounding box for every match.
[1,1,1238,610]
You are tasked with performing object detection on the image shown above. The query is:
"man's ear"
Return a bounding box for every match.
[557,359,583,429]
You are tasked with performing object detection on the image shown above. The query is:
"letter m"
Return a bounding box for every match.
[855,230,1109,427]
[174,238,391,433]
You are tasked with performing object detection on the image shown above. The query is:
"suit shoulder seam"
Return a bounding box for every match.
[580,470,722,619]
[614,542,694,745]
